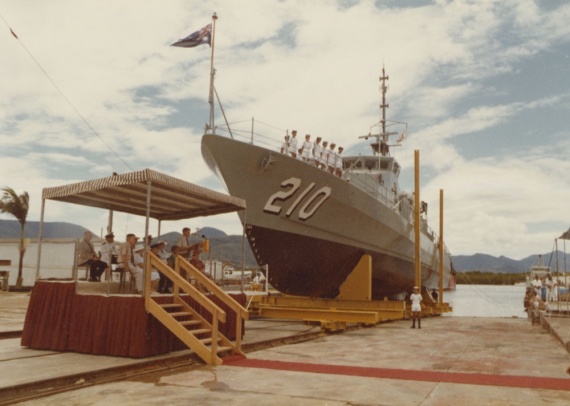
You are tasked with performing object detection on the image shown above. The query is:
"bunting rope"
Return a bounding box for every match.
[0,11,133,171]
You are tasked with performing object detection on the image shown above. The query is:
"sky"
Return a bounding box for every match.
[1,0,570,260]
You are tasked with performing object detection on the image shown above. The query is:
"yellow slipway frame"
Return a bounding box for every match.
[255,254,451,331]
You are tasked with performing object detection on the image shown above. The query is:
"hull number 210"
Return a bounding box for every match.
[263,177,331,220]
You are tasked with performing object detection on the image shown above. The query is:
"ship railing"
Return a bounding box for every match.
[343,170,397,206]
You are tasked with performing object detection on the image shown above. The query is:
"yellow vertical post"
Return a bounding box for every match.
[439,189,444,305]
[414,150,421,289]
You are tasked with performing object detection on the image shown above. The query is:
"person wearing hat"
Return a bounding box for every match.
[410,286,423,329]
[327,143,337,174]
[131,243,146,293]
[299,134,312,162]
[335,146,344,177]
[320,141,329,170]
[100,232,119,277]
[312,137,323,167]
[289,130,298,158]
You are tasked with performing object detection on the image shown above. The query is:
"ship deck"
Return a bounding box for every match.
[1,292,570,404]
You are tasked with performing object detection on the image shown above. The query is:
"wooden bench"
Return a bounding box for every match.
[0,260,11,292]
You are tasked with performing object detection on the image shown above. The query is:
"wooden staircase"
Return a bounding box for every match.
[144,252,249,365]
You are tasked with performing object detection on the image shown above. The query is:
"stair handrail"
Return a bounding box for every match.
[144,251,227,323]
[175,255,249,349]
[176,256,250,319]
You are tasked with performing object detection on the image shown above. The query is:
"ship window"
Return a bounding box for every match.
[343,159,354,170]
[380,159,390,170]
[355,160,362,169]
[365,159,377,170]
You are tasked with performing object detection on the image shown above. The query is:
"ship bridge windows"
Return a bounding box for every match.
[365,159,378,170]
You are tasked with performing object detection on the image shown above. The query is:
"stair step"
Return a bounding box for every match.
[190,328,212,336]
[199,336,222,345]
[169,311,192,318]
[160,303,182,309]
[180,320,201,327]
[216,346,233,354]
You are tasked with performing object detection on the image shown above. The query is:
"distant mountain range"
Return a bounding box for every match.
[1,220,568,273]
[0,220,257,267]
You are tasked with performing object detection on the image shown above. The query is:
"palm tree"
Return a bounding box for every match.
[0,187,29,289]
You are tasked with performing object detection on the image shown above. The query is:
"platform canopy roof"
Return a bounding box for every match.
[42,168,246,221]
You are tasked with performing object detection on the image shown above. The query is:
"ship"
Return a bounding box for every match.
[201,68,455,300]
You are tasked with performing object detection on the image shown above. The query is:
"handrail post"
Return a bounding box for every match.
[235,313,242,350]
[211,311,219,364]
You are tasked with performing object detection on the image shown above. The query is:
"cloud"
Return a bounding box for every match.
[1,0,570,260]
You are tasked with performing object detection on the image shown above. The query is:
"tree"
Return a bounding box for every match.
[0,187,30,289]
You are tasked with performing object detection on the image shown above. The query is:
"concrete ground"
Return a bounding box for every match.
[1,292,570,405]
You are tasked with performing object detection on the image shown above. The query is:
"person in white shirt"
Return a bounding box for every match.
[100,233,119,275]
[531,275,542,297]
[335,146,344,177]
[288,130,298,159]
[320,141,329,170]
[280,135,290,155]
[312,137,323,167]
[410,286,422,329]
[300,134,312,162]
[327,143,337,174]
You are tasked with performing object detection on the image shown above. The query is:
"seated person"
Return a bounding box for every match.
[252,271,266,290]
[132,244,160,293]
[159,245,179,293]
[78,231,107,282]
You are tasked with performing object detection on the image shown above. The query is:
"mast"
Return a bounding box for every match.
[380,66,389,144]
[208,12,218,133]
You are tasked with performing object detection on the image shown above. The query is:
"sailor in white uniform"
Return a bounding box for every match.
[312,137,323,167]
[335,146,344,177]
[320,141,329,170]
[280,135,290,156]
[300,134,312,162]
[327,143,337,173]
[288,130,298,159]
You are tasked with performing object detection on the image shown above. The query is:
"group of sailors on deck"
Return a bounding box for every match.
[280,130,343,177]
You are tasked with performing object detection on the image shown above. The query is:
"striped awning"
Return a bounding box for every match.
[42,169,246,220]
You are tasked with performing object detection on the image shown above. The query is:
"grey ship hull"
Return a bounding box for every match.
[202,134,452,299]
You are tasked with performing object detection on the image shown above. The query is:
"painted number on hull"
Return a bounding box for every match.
[263,177,331,220]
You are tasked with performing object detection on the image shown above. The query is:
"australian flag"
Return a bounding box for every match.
[171,24,212,48]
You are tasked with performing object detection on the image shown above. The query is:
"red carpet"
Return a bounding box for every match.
[223,358,570,391]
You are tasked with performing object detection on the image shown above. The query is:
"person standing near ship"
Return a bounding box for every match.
[289,130,298,159]
[410,286,422,329]
[531,274,542,296]
[280,135,290,156]
[336,146,344,177]
[327,143,337,174]
[321,141,329,170]
[312,137,323,167]
[299,134,312,162]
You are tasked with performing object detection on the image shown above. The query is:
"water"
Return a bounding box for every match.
[443,284,527,318]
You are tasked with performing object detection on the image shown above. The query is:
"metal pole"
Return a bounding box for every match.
[35,198,46,282]
[414,150,421,289]
[208,12,218,133]
[142,179,152,296]
[241,209,247,294]
[438,189,444,305]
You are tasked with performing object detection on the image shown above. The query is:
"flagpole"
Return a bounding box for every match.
[208,12,218,134]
